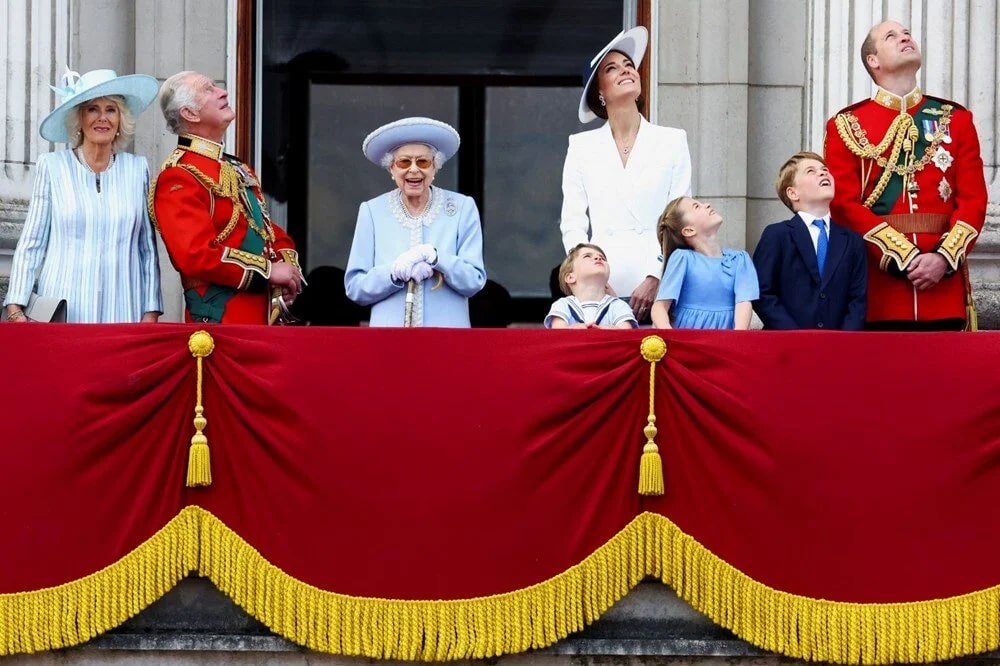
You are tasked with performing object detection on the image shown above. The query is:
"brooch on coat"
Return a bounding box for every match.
[932,146,954,173]
[938,178,953,202]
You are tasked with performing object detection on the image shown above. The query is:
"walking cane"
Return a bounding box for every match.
[403,279,417,327]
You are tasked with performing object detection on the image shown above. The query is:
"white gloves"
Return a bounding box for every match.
[409,244,437,265]
[410,261,434,282]
[391,244,438,283]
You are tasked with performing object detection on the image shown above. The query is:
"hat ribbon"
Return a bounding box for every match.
[48,69,83,99]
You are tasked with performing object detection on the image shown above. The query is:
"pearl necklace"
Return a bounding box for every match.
[76,147,116,193]
[399,188,433,220]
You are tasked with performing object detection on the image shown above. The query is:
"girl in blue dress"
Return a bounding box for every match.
[650,197,759,329]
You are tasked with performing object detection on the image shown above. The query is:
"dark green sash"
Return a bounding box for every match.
[870,98,945,215]
[184,164,266,323]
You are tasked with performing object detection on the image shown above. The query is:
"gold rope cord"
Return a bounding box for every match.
[186,331,215,487]
[834,107,953,209]
[638,336,667,495]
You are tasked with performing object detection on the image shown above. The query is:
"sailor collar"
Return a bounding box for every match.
[872,86,922,112]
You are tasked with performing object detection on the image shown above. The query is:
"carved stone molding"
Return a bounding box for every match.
[0,1,72,210]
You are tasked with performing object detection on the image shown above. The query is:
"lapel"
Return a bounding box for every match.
[822,221,848,286]
[787,215,821,284]
[597,118,651,225]
[620,117,652,224]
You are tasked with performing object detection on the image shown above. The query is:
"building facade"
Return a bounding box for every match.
[2,0,998,325]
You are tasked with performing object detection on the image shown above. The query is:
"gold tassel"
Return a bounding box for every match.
[638,336,667,496]
[961,264,978,332]
[186,330,215,487]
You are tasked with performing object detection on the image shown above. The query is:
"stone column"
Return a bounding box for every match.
[133,0,233,321]
[656,0,750,250]
[803,0,1000,326]
[0,0,73,300]
[746,0,809,244]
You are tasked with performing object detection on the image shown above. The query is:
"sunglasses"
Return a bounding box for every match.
[394,157,433,169]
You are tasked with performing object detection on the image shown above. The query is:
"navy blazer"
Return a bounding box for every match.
[752,215,867,330]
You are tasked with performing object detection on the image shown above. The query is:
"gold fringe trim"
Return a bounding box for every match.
[648,511,1000,664]
[3,507,1000,663]
[195,508,1000,664]
[195,506,649,660]
[0,508,199,656]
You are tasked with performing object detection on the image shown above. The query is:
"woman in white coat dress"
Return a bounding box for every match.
[559,27,692,322]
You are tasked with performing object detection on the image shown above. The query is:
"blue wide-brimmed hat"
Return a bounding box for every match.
[362,117,461,165]
[39,69,159,143]
[578,26,648,123]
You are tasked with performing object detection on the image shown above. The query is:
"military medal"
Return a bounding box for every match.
[932,146,953,172]
[938,178,952,202]
[921,119,938,143]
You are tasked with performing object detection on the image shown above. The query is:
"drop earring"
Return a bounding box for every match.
[599,95,606,107]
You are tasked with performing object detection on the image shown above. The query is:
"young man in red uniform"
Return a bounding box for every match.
[151,71,302,324]
[824,21,987,330]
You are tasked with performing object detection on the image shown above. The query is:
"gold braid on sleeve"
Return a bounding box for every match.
[937,221,978,271]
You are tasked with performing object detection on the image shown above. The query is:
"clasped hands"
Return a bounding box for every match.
[905,252,948,291]
[391,244,438,283]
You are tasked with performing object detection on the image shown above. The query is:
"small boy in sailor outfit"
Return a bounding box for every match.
[545,243,638,329]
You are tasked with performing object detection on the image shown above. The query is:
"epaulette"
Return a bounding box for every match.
[160,147,185,171]
[923,94,967,112]
[833,99,868,116]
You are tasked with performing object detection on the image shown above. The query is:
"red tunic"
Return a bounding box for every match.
[824,88,986,324]
[151,136,297,324]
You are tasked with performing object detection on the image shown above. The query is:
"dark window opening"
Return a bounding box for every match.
[261,1,626,322]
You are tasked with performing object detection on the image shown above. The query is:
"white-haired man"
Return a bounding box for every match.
[150,71,301,324]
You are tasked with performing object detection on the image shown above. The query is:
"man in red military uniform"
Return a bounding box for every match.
[824,20,987,330]
[151,71,302,324]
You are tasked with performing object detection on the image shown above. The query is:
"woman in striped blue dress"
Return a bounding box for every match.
[3,69,162,323]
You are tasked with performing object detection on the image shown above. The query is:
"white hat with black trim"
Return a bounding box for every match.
[578,26,648,123]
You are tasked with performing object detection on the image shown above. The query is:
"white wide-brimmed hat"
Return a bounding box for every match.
[39,69,159,143]
[362,117,461,165]
[578,26,648,123]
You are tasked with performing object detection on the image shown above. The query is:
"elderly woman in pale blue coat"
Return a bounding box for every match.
[345,117,486,327]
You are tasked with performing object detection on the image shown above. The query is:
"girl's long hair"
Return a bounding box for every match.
[656,196,690,277]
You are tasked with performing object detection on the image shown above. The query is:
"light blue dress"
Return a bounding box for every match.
[4,150,162,322]
[655,248,759,329]
[345,187,486,327]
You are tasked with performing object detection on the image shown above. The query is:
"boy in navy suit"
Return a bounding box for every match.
[753,152,867,330]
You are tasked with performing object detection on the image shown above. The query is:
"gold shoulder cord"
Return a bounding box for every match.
[178,162,245,243]
[150,158,276,247]
[834,106,953,209]
[147,150,186,232]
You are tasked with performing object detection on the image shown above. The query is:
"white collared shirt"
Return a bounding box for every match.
[798,212,831,253]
